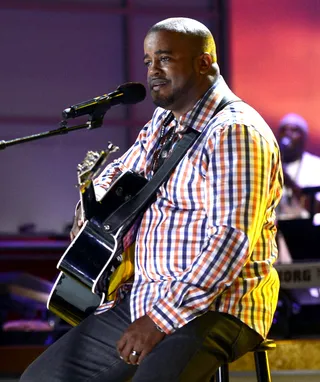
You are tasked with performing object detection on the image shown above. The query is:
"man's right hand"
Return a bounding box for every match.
[70,205,84,241]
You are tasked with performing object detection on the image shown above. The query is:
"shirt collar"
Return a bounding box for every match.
[160,76,236,133]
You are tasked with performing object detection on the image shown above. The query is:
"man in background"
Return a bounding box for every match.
[277,112,320,220]
[277,113,320,263]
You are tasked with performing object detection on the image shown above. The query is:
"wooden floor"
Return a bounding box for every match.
[229,338,320,372]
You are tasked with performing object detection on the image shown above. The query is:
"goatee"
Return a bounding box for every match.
[151,93,175,109]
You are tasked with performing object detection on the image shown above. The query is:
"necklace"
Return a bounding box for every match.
[151,112,176,172]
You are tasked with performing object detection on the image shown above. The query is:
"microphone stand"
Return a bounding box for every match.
[0,107,107,151]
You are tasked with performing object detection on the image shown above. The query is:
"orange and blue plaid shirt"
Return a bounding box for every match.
[94,76,283,338]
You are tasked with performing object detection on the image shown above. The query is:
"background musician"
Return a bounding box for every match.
[276,113,320,263]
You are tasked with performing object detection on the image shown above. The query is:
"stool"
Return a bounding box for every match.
[213,339,276,382]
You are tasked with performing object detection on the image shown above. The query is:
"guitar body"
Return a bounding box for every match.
[48,272,102,327]
[47,169,148,326]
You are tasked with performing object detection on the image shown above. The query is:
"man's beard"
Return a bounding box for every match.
[150,74,196,110]
[151,83,189,110]
[152,92,175,109]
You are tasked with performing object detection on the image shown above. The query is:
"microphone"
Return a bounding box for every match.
[279,136,292,149]
[62,82,146,119]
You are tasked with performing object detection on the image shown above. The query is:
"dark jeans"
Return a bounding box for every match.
[20,293,262,382]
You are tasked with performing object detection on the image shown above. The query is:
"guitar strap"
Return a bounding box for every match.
[103,95,241,234]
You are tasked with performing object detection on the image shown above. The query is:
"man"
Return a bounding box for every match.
[20,17,282,381]
[276,113,320,263]
[277,113,320,220]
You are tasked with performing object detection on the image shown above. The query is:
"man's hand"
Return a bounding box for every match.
[70,205,84,241]
[117,315,166,365]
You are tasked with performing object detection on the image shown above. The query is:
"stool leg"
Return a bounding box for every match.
[213,363,229,382]
[254,350,272,382]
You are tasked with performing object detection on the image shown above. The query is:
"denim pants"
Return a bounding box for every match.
[20,292,263,382]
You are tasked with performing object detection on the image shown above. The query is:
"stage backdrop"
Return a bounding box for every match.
[230,0,320,155]
[0,1,224,234]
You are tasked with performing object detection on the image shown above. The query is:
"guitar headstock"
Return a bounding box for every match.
[77,142,119,191]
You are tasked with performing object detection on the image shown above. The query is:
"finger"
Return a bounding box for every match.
[117,338,131,363]
[70,219,84,240]
[119,341,137,364]
[128,350,141,366]
[120,346,132,364]
[136,348,149,365]
[116,336,127,354]
[70,225,77,240]
[70,228,78,241]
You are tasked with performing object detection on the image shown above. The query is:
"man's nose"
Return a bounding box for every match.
[148,60,161,75]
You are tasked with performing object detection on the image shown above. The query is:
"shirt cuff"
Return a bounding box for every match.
[147,299,189,335]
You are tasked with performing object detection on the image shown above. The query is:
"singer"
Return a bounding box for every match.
[20,17,283,382]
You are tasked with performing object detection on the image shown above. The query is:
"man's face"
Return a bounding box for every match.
[143,30,201,115]
[278,123,306,163]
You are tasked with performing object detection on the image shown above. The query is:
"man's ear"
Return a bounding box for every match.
[197,52,213,74]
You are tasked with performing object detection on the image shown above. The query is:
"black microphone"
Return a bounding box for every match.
[62,82,146,119]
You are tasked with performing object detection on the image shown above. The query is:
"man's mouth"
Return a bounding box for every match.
[150,79,168,91]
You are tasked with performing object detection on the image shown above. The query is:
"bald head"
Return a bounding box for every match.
[144,17,219,119]
[147,17,217,63]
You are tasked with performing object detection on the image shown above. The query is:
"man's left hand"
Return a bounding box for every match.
[117,315,166,365]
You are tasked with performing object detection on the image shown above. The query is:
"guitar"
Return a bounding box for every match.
[47,143,148,326]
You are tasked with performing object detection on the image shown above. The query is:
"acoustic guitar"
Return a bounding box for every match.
[47,142,147,326]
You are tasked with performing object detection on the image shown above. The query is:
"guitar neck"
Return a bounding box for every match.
[77,142,120,222]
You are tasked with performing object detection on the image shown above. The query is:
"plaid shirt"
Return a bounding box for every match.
[94,76,283,338]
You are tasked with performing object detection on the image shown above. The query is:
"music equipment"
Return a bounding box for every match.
[277,218,320,261]
[47,143,148,326]
[275,261,320,307]
[276,262,320,289]
[62,82,146,119]
[0,272,52,308]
